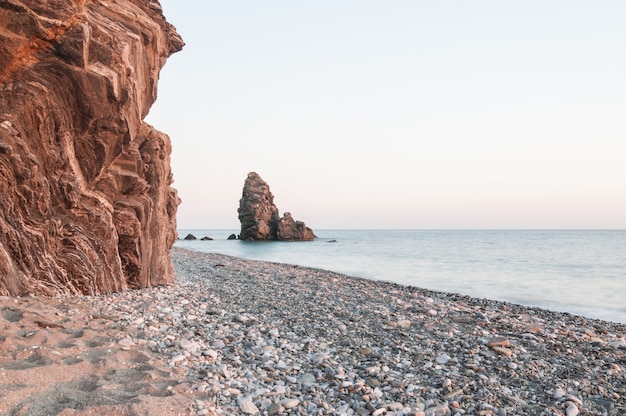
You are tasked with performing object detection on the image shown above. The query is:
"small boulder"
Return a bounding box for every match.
[183,234,197,240]
[200,236,213,241]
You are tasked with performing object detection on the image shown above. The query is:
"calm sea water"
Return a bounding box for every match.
[175,229,626,324]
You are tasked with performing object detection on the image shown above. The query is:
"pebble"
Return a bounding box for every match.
[117,337,135,350]
[397,319,411,328]
[238,399,259,415]
[487,336,510,347]
[607,339,626,349]
[425,403,451,416]
[553,386,567,399]
[565,403,579,416]
[435,353,451,364]
[299,373,316,384]
[388,402,403,411]
[280,398,300,409]
[491,346,512,356]
[68,248,626,416]
[267,402,283,415]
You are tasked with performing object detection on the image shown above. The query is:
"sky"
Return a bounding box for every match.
[147,1,626,230]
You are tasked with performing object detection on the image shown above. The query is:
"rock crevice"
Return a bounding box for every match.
[0,0,183,295]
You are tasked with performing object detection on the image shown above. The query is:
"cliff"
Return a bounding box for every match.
[0,0,183,295]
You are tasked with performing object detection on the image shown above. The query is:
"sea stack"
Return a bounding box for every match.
[0,0,183,295]
[238,172,315,241]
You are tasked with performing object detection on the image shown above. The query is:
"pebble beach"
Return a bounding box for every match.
[1,247,625,415]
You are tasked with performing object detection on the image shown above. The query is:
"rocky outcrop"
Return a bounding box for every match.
[277,212,315,241]
[238,172,314,241]
[238,172,280,241]
[0,0,183,295]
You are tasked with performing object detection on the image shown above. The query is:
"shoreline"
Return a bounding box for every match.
[174,229,626,325]
[1,247,624,415]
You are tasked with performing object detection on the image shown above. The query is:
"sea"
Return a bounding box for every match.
[175,229,626,324]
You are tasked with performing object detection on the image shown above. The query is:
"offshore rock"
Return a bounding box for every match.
[238,172,314,241]
[0,0,183,295]
[277,212,314,241]
[238,172,280,240]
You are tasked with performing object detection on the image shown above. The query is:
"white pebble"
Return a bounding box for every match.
[565,403,579,416]
[280,398,300,409]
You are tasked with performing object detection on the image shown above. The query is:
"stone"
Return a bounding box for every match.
[388,402,404,411]
[553,386,567,399]
[360,347,373,356]
[450,315,472,324]
[179,339,197,350]
[565,403,579,416]
[435,353,451,364]
[184,234,197,240]
[487,336,510,348]
[299,373,317,384]
[237,172,314,241]
[443,389,464,400]
[0,0,183,296]
[280,398,300,409]
[200,236,213,241]
[607,339,626,349]
[268,402,284,416]
[169,354,186,366]
[117,337,135,349]
[238,172,280,240]
[238,398,259,415]
[492,346,513,356]
[397,319,411,328]
[276,212,315,241]
[425,403,451,416]
[227,234,238,240]
[202,349,218,359]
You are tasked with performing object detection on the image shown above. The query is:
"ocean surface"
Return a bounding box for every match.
[175,229,626,324]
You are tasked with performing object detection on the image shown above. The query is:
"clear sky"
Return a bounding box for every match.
[147,1,626,229]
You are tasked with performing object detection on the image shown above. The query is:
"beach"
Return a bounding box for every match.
[1,247,624,415]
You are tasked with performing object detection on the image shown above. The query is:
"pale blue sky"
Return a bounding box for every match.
[147,1,626,229]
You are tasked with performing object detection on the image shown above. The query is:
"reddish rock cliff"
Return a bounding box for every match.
[0,0,183,295]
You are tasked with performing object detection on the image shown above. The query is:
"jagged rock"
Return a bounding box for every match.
[0,0,183,295]
[277,212,315,241]
[183,234,197,241]
[237,172,314,241]
[238,172,280,241]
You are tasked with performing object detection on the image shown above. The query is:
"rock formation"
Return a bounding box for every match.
[238,172,314,241]
[0,0,183,295]
[238,172,280,241]
[277,212,315,241]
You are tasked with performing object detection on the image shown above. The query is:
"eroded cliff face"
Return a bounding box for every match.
[0,0,183,295]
